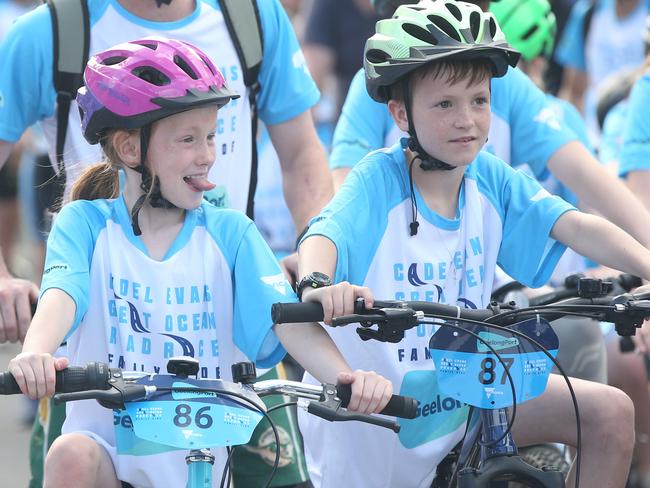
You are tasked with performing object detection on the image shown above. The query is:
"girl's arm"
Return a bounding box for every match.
[273,315,391,414]
[286,235,390,413]
[551,210,650,280]
[7,288,76,399]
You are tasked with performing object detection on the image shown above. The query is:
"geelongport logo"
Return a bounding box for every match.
[477,332,519,352]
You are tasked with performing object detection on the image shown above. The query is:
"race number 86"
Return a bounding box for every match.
[173,403,214,429]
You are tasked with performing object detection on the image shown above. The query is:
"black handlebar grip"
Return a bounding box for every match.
[0,362,111,395]
[619,274,643,292]
[619,336,636,353]
[336,383,418,419]
[271,302,324,324]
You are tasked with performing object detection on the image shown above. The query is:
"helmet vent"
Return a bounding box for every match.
[521,24,539,40]
[132,66,171,86]
[469,11,482,40]
[366,48,390,64]
[174,55,199,80]
[403,22,440,45]
[197,53,217,76]
[102,56,126,66]
[427,15,461,42]
[488,17,498,39]
[445,3,462,21]
[139,43,158,50]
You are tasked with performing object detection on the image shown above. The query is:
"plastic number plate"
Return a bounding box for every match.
[124,380,263,450]
[429,318,558,409]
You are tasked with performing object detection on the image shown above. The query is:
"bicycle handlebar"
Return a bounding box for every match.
[272,291,650,343]
[0,362,418,431]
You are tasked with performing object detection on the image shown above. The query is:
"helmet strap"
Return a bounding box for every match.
[407,153,420,237]
[402,78,456,172]
[130,124,177,236]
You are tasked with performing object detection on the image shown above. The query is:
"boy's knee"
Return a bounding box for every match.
[45,434,103,482]
[593,386,635,448]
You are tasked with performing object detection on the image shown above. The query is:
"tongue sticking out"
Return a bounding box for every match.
[185,176,216,192]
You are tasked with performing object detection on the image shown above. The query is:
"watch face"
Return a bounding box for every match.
[310,272,332,285]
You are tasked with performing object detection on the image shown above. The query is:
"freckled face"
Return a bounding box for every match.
[408,73,491,166]
[145,105,218,209]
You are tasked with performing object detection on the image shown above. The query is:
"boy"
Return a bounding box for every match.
[296,2,647,487]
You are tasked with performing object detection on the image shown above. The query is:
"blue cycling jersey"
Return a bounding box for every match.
[43,196,294,486]
[299,141,574,488]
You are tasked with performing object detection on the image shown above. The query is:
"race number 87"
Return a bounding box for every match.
[478,356,515,385]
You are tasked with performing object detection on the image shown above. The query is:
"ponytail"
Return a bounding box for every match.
[69,162,120,201]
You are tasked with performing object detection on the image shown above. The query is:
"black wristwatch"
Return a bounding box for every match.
[297,272,332,300]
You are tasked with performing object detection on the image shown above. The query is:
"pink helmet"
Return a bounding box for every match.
[77,36,239,144]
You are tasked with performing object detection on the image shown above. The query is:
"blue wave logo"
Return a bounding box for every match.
[114,292,150,333]
[407,263,427,286]
[161,334,195,357]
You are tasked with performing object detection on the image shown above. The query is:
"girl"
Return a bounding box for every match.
[7,37,390,488]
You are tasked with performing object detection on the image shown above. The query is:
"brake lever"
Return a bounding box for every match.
[52,375,154,410]
[610,295,650,336]
[303,383,400,432]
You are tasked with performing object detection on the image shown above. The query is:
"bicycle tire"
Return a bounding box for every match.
[509,444,570,487]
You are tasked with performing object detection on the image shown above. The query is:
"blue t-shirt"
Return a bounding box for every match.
[299,140,574,488]
[42,196,295,486]
[330,67,577,179]
[0,0,319,213]
[619,71,650,176]
[538,95,593,206]
[555,0,647,139]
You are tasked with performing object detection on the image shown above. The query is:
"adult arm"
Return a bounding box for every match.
[0,139,39,343]
[268,110,334,231]
[546,140,650,247]
[0,250,39,343]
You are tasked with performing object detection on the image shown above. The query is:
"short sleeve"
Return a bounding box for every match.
[0,5,55,142]
[329,70,394,170]
[41,201,102,335]
[304,151,402,284]
[619,73,650,177]
[493,167,575,287]
[492,68,577,178]
[256,0,320,125]
[232,222,294,368]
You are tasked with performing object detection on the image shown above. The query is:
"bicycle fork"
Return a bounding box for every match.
[456,408,565,488]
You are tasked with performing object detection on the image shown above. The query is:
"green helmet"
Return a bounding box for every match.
[364,0,520,103]
[490,0,556,61]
